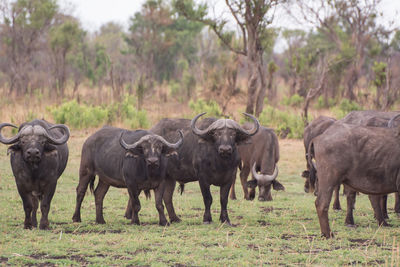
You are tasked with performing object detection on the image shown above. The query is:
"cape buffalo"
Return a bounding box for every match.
[229,123,282,201]
[141,113,259,225]
[0,120,69,229]
[72,126,183,226]
[311,122,400,238]
[304,112,400,221]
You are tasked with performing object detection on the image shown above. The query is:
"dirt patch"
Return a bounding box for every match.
[248,244,259,250]
[63,229,123,235]
[202,243,219,248]
[29,253,91,265]
[257,220,270,226]
[261,207,274,213]
[236,216,243,220]
[128,248,154,256]
[0,257,8,263]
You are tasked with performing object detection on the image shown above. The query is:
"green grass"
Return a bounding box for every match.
[0,135,399,266]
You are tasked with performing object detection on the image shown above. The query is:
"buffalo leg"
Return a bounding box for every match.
[154,182,168,226]
[72,169,95,223]
[39,182,57,230]
[344,189,356,226]
[163,178,181,223]
[125,198,132,219]
[240,166,252,200]
[19,191,34,229]
[315,180,334,238]
[199,179,213,224]
[369,195,389,226]
[395,192,400,216]
[127,188,141,225]
[31,195,38,228]
[229,175,237,200]
[332,185,341,210]
[219,182,232,225]
[381,195,388,219]
[94,179,110,224]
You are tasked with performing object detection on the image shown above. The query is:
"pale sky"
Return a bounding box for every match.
[60,0,400,32]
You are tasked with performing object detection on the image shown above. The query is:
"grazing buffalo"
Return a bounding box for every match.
[0,120,69,229]
[72,126,183,226]
[143,113,259,225]
[229,123,282,201]
[303,112,400,222]
[310,122,400,238]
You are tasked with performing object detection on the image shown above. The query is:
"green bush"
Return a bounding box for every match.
[50,96,149,129]
[257,105,305,139]
[330,99,362,119]
[314,96,336,109]
[281,94,304,107]
[189,99,222,117]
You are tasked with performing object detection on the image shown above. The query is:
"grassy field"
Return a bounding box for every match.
[0,130,399,266]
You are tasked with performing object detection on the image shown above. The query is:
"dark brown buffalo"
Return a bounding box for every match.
[72,126,183,226]
[304,112,400,221]
[0,120,69,229]
[135,113,259,225]
[310,122,400,238]
[229,123,282,201]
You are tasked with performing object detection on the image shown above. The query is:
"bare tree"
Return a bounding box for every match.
[175,0,281,116]
[288,0,391,102]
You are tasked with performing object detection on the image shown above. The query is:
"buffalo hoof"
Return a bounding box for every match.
[379,221,391,227]
[159,221,170,226]
[24,224,33,230]
[72,215,81,223]
[203,221,212,225]
[230,195,237,200]
[169,217,181,223]
[321,232,334,239]
[96,219,106,224]
[39,224,49,230]
[345,224,357,228]
[332,205,341,211]
[124,214,132,220]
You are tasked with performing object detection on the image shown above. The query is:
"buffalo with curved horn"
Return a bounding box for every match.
[229,123,283,202]
[0,119,69,229]
[133,113,259,225]
[72,126,183,226]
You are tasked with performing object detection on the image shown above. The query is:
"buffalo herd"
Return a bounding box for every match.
[1,110,400,238]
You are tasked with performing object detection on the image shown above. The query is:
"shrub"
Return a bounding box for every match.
[257,105,305,139]
[330,99,362,119]
[189,99,222,117]
[49,96,149,129]
[314,96,336,109]
[281,94,304,107]
[50,100,109,129]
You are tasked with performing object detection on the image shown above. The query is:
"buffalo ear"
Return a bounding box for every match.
[235,134,252,145]
[125,148,142,158]
[7,144,20,155]
[44,143,58,157]
[247,179,258,189]
[163,146,179,158]
[44,143,57,152]
[272,180,285,191]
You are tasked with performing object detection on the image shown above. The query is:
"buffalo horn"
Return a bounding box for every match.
[0,123,20,144]
[238,113,260,136]
[252,163,278,183]
[156,130,184,149]
[45,124,70,145]
[191,112,208,138]
[388,114,400,128]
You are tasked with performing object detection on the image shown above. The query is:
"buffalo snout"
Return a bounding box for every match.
[25,148,41,162]
[146,157,159,166]
[218,145,232,157]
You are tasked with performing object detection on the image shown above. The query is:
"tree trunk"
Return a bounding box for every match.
[255,56,267,117]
